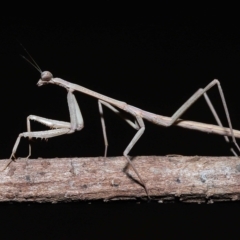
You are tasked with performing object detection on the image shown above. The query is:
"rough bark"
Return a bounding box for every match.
[1,156,240,203]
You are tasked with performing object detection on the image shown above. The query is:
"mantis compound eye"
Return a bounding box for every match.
[41,71,53,82]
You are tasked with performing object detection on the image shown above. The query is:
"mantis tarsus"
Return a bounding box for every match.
[3,54,240,198]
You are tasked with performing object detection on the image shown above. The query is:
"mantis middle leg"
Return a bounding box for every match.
[98,100,149,197]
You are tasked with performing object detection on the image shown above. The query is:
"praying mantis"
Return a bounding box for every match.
[3,53,240,198]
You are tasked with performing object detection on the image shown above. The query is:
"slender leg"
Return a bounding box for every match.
[26,115,71,159]
[98,101,108,157]
[3,91,84,171]
[3,127,71,171]
[123,116,150,198]
[24,91,84,160]
[98,100,139,157]
[98,100,149,197]
[161,79,239,155]
[203,93,237,156]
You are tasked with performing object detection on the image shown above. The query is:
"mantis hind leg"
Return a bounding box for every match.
[165,79,239,156]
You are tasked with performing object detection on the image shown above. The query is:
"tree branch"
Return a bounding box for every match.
[1,156,240,203]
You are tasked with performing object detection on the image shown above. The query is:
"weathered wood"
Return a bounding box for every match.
[1,156,240,203]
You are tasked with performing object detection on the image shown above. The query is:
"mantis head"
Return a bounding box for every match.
[37,71,53,86]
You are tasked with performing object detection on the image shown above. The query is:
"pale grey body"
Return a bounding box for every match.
[4,71,240,197]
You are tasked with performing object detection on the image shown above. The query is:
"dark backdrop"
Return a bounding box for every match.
[1,13,240,239]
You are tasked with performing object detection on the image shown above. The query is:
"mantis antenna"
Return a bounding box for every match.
[19,43,42,73]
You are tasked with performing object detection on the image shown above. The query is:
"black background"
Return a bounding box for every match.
[1,11,240,239]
